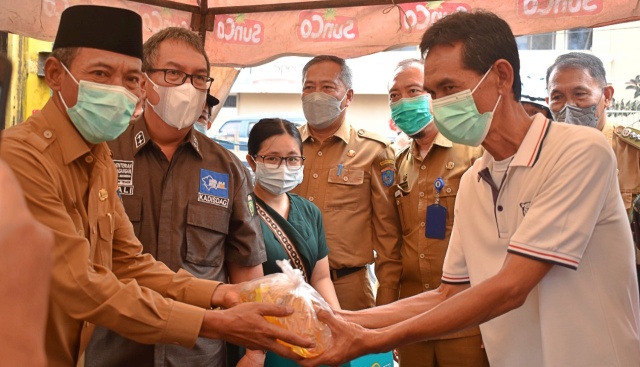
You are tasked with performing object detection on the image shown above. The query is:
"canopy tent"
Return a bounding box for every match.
[1,0,639,115]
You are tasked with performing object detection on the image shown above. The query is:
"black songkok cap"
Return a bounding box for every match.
[53,5,143,60]
[206,93,220,108]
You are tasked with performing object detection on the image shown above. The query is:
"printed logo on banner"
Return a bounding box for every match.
[198,169,230,208]
[518,0,603,18]
[297,9,359,42]
[215,14,264,45]
[399,2,471,33]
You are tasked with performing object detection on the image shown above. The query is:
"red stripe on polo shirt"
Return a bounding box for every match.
[509,243,579,265]
[441,275,470,282]
[527,118,549,166]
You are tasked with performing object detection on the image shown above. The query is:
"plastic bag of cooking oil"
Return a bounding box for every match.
[238,259,332,358]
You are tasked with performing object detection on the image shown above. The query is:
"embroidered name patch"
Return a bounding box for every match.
[199,169,230,208]
[114,160,134,195]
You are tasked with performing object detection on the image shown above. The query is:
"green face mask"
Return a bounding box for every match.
[432,68,501,147]
[59,63,137,144]
[389,94,433,136]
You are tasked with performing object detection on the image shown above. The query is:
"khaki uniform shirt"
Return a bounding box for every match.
[292,122,402,306]
[0,100,219,367]
[85,117,266,366]
[604,123,640,210]
[395,136,483,339]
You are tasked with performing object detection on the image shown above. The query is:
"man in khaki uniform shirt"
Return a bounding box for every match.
[546,52,640,288]
[292,55,402,310]
[0,6,308,366]
[389,59,488,367]
[85,27,265,367]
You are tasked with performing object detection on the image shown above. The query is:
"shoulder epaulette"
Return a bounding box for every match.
[614,126,640,150]
[356,128,390,146]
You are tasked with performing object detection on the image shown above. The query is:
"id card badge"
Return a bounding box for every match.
[425,204,447,239]
[425,177,447,239]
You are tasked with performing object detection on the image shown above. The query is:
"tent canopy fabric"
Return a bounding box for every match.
[1,1,639,117]
[1,0,639,67]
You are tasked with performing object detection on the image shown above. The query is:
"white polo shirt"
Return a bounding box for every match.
[442,114,640,367]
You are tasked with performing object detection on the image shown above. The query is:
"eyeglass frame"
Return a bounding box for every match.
[252,155,306,170]
[147,68,214,91]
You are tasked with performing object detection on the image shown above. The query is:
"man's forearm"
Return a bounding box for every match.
[343,284,457,329]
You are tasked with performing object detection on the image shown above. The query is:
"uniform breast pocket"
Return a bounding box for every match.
[185,200,230,267]
[122,197,142,237]
[325,167,366,211]
[436,178,460,224]
[394,188,412,236]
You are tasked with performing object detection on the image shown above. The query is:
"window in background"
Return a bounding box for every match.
[516,32,555,50]
[567,28,593,50]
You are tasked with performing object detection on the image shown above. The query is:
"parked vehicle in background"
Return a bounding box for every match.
[208,114,306,165]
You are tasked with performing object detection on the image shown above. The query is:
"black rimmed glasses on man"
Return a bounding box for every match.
[147,68,214,91]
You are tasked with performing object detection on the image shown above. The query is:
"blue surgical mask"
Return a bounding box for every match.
[254,161,304,195]
[193,121,208,134]
[432,68,501,147]
[390,95,433,136]
[59,63,137,144]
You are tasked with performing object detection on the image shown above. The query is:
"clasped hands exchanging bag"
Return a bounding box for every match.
[239,260,333,358]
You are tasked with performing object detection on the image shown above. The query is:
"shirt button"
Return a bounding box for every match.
[420,222,425,227]
[43,130,53,139]
[446,187,452,193]
[419,192,425,198]
[420,165,426,170]
[85,155,94,163]
[312,173,318,179]
[343,176,349,181]
[318,151,323,156]
[497,205,503,211]
[424,284,430,289]
[419,253,425,259]
[309,196,314,202]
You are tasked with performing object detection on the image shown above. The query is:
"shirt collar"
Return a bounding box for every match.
[476,113,551,174]
[408,132,452,160]
[300,120,351,144]
[510,113,552,168]
[131,117,203,159]
[42,100,93,165]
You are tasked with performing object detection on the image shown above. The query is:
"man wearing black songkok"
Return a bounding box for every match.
[0,5,309,367]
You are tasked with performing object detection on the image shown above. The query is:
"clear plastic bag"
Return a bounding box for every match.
[238,260,332,358]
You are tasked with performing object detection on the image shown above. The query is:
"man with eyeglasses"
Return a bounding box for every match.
[85,27,267,367]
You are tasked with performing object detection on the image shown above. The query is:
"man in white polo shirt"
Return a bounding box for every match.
[298,10,640,367]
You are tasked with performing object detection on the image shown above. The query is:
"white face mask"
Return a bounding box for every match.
[301,92,347,129]
[145,74,206,130]
[254,161,304,195]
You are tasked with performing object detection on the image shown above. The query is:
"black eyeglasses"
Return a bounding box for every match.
[253,155,306,170]
[147,68,213,91]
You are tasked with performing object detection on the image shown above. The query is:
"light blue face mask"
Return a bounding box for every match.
[431,68,501,147]
[389,94,433,136]
[59,63,137,144]
[193,121,208,134]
